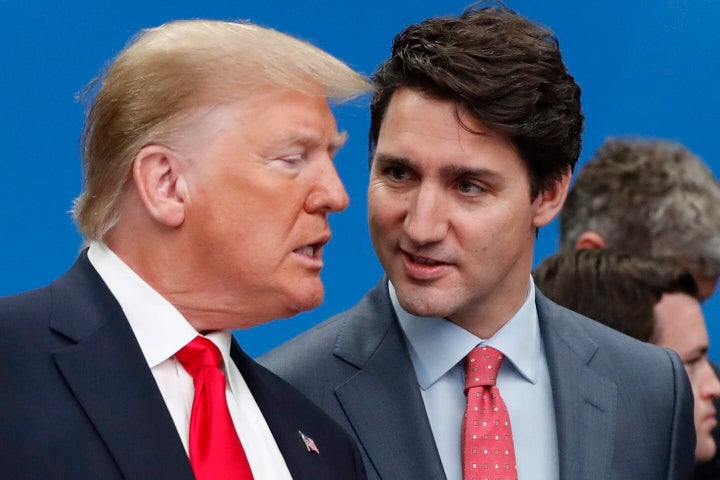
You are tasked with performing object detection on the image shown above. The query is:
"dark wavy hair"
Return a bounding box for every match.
[533,249,698,342]
[369,2,584,197]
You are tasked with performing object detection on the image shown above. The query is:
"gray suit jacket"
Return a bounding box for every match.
[260,278,695,480]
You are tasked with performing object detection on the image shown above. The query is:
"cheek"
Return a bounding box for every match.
[368,193,394,231]
[368,215,389,255]
[368,203,400,264]
[489,209,537,250]
[245,187,306,231]
[463,206,527,244]
[686,370,704,414]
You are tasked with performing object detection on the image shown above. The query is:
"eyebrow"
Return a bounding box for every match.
[285,130,348,156]
[373,152,503,181]
[373,153,412,168]
[683,345,709,361]
[440,164,503,182]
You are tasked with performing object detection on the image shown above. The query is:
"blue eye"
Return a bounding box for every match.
[457,180,483,195]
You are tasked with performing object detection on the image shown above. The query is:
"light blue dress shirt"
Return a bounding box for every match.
[392,278,559,480]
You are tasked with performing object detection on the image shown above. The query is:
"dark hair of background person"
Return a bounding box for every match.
[368,1,584,198]
[533,249,699,342]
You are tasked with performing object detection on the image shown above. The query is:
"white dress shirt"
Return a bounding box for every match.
[88,242,292,480]
[393,278,559,480]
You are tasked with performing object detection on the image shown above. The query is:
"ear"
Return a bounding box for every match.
[576,231,607,250]
[132,144,188,228]
[532,169,572,228]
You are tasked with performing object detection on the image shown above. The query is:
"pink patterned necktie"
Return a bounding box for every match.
[175,336,254,480]
[462,346,517,480]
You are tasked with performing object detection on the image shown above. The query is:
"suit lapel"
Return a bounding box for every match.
[231,341,333,477]
[332,280,447,480]
[50,254,194,480]
[230,342,301,472]
[537,291,617,480]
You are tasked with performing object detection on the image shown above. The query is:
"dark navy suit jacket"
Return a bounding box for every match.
[261,278,696,480]
[0,252,366,480]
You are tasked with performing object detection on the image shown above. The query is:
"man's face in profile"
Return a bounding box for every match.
[654,292,720,462]
[175,87,349,325]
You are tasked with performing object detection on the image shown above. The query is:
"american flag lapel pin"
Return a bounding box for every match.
[298,430,320,454]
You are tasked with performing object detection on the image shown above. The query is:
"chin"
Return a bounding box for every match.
[397,294,448,319]
[279,284,324,317]
[696,438,717,463]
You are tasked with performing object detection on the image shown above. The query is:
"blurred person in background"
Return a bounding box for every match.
[534,248,720,466]
[560,137,720,477]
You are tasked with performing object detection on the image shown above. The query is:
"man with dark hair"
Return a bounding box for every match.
[534,249,720,465]
[560,137,720,478]
[261,4,695,479]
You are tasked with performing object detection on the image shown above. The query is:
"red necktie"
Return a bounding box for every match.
[462,346,517,480]
[176,336,254,480]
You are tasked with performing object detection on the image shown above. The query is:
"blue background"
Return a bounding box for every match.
[1,0,719,358]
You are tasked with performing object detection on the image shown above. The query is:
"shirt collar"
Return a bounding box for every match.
[393,277,541,390]
[87,242,233,372]
[203,330,239,394]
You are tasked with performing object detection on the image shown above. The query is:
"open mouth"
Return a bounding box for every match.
[294,243,323,258]
[401,250,451,280]
[408,254,443,266]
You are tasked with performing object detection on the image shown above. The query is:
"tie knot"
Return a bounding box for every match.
[464,345,504,390]
[176,336,223,378]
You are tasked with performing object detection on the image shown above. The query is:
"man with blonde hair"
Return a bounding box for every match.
[0,19,369,479]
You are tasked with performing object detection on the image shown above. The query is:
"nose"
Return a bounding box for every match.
[305,158,350,214]
[700,358,720,400]
[403,182,448,246]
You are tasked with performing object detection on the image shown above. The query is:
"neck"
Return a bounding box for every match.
[449,277,531,339]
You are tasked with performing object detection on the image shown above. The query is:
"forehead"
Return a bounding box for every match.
[174,89,342,154]
[654,292,707,348]
[375,89,526,174]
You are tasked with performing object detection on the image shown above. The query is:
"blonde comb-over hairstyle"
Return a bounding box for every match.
[73,19,369,240]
